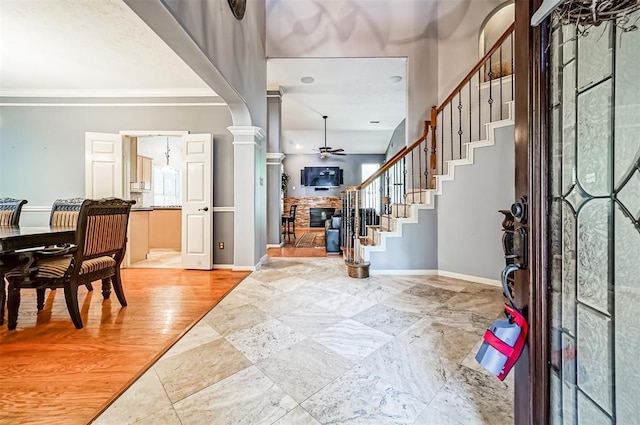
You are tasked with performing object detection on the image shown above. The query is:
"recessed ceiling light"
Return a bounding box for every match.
[370,120,380,124]
[388,75,403,83]
[300,76,315,84]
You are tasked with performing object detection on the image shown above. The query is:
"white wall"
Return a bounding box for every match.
[266,0,439,144]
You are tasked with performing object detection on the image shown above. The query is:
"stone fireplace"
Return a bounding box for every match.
[283,196,341,229]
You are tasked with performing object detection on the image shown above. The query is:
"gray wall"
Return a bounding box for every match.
[385,119,406,160]
[436,125,514,280]
[0,98,235,265]
[160,0,267,130]
[284,154,385,198]
[437,0,509,99]
[369,208,438,270]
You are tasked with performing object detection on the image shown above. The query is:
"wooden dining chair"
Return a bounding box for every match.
[0,198,27,226]
[5,198,135,330]
[34,197,89,310]
[0,198,28,325]
[49,197,84,227]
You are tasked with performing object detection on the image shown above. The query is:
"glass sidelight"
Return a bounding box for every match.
[548,11,640,425]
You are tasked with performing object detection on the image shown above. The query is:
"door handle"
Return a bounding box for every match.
[198,207,209,212]
[501,264,520,310]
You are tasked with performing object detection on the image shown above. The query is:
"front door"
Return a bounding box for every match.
[515,2,640,424]
[546,10,640,425]
[181,134,213,270]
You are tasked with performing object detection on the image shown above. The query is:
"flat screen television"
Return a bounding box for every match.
[301,166,343,187]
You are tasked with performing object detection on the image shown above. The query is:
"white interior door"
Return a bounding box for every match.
[181,134,213,270]
[84,132,123,198]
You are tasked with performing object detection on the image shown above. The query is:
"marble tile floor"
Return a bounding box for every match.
[94,257,514,425]
[130,248,182,268]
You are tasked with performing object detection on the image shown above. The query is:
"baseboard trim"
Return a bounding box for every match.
[369,269,438,276]
[232,265,255,271]
[21,206,52,213]
[367,268,500,287]
[437,270,501,287]
[213,264,234,269]
[266,243,283,249]
[256,254,268,270]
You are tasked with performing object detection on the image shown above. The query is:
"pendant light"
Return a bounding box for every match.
[161,137,176,173]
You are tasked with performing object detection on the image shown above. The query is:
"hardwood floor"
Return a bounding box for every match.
[267,228,331,258]
[0,268,249,425]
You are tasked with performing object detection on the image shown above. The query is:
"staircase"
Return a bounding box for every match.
[342,23,516,276]
[361,100,514,265]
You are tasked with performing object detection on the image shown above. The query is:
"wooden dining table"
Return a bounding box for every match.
[0,226,75,326]
[0,226,75,255]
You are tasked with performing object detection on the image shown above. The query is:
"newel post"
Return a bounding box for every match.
[429,106,438,189]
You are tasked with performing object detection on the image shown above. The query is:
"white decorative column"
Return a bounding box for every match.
[266,89,285,248]
[228,126,266,270]
[266,153,285,247]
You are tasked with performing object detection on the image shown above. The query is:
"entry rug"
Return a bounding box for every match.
[295,231,325,248]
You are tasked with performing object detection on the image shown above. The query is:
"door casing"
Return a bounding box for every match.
[514,0,550,424]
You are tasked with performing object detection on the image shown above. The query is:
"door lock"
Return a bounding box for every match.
[510,196,528,224]
[198,207,209,212]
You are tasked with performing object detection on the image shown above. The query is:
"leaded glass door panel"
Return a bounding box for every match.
[548,11,640,425]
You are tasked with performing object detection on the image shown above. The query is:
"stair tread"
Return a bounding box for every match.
[358,236,375,246]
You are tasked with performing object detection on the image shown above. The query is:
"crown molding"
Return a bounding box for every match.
[0,88,218,98]
[266,153,286,161]
[228,126,266,141]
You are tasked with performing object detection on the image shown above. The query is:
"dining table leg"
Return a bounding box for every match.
[0,274,5,326]
[7,277,20,330]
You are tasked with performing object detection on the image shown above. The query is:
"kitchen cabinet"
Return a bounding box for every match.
[131,155,153,192]
[149,208,181,250]
[129,209,150,264]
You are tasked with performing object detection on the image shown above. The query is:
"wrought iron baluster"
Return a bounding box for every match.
[457,91,463,160]
[417,140,422,196]
[469,82,472,145]
[510,33,514,101]
[499,43,504,120]
[440,112,444,176]
[478,68,482,140]
[488,54,494,122]
[403,157,407,218]
[449,102,453,164]
[423,139,429,198]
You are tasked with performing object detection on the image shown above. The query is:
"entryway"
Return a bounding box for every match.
[84,131,214,270]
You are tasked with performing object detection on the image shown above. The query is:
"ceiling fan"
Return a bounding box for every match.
[315,115,346,158]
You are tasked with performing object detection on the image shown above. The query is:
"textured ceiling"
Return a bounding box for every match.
[0,0,213,95]
[0,0,406,154]
[268,57,406,154]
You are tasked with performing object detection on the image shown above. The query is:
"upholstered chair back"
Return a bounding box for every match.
[74,198,135,260]
[0,198,28,226]
[49,198,84,227]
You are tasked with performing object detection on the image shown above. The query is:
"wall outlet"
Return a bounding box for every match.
[218,242,224,249]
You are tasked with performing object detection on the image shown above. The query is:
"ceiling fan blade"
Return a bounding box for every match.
[332,152,347,156]
[329,148,344,153]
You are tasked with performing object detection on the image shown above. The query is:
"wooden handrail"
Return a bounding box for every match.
[356,120,430,191]
[436,22,515,113]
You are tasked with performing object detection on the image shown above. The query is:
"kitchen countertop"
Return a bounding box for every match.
[131,206,182,211]
[150,206,182,210]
